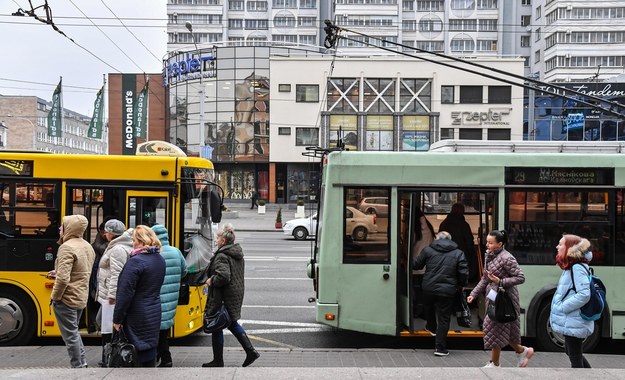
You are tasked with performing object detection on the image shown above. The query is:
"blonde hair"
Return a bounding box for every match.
[133,225,162,248]
[217,223,236,245]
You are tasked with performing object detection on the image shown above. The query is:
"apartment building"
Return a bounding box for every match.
[0,96,108,154]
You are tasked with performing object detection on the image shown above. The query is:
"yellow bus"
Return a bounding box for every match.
[0,141,221,345]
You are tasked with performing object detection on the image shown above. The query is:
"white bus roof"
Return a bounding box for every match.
[429,139,625,154]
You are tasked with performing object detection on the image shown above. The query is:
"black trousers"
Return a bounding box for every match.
[157,329,172,364]
[423,292,454,351]
[564,335,591,368]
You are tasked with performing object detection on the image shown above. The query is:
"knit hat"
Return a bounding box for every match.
[151,224,170,244]
[104,219,125,236]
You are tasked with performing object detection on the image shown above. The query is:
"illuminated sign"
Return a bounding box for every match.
[0,160,34,176]
[163,51,217,87]
[451,107,512,126]
[505,167,614,186]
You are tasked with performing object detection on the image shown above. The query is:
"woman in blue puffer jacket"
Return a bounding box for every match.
[550,234,593,368]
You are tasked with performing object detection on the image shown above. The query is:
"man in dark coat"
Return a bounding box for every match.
[439,203,478,283]
[414,231,469,357]
[250,191,259,209]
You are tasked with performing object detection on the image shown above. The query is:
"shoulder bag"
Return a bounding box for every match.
[203,304,232,334]
[487,286,517,323]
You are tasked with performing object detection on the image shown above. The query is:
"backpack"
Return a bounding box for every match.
[563,263,607,321]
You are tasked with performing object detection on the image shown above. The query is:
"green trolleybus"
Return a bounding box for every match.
[307,140,625,351]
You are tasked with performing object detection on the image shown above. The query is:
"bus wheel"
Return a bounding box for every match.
[352,227,368,241]
[293,227,308,240]
[536,302,601,352]
[0,287,36,346]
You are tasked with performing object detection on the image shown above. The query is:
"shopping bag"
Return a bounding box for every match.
[103,328,138,368]
[203,304,232,334]
[454,290,472,328]
[487,287,517,323]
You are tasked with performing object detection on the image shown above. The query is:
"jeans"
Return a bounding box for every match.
[564,335,591,368]
[53,301,86,368]
[212,320,246,347]
[423,292,455,351]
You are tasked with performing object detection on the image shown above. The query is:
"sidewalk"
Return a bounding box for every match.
[221,201,315,232]
[1,346,624,379]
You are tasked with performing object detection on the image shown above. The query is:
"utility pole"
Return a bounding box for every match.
[186,21,206,157]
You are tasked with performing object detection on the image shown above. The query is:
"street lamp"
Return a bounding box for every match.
[185,22,206,157]
[6,114,36,150]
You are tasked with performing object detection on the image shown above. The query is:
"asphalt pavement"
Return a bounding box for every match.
[5,202,623,378]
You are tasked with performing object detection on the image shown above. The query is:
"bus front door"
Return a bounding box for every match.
[126,191,170,229]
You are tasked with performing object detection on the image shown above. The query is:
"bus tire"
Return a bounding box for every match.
[352,227,368,241]
[293,227,308,241]
[0,286,36,346]
[535,302,601,352]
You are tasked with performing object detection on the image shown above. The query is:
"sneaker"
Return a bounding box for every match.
[517,346,534,368]
[424,326,436,336]
[434,349,449,357]
[483,361,500,368]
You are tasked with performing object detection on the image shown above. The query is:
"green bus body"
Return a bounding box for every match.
[311,148,625,351]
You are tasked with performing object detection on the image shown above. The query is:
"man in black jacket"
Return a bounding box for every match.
[414,231,469,357]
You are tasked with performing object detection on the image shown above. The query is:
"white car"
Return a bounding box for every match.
[283,206,377,241]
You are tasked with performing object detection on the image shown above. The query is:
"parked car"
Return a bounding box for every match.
[358,197,388,216]
[283,206,377,241]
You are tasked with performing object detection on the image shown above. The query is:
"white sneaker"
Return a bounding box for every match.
[517,346,534,368]
[483,361,499,368]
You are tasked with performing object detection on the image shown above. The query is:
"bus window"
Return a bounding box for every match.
[344,187,389,264]
[506,189,612,266]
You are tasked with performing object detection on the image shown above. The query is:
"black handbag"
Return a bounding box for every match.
[487,286,517,323]
[454,290,472,328]
[103,328,138,368]
[203,304,232,334]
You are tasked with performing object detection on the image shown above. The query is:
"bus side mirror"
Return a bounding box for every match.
[209,189,222,224]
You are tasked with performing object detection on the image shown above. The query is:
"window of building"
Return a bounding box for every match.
[245,19,269,30]
[273,0,297,7]
[298,17,316,27]
[278,127,291,135]
[477,39,497,51]
[400,79,431,113]
[365,115,394,151]
[459,128,482,139]
[247,1,268,11]
[521,0,530,5]
[229,0,244,10]
[521,15,531,27]
[417,0,444,11]
[299,0,316,8]
[535,27,541,42]
[477,0,497,9]
[478,19,497,31]
[273,34,298,44]
[441,128,454,139]
[450,36,475,52]
[279,84,291,92]
[299,35,316,45]
[441,86,455,104]
[228,19,243,29]
[296,85,319,102]
[521,35,530,47]
[295,128,318,146]
[450,19,477,31]
[402,115,430,151]
[417,40,444,51]
[274,15,296,27]
[535,5,542,19]
[329,115,358,150]
[451,0,475,10]
[487,128,511,140]
[488,86,511,104]
[534,50,541,63]
[419,17,443,32]
[403,0,414,11]
[459,86,483,103]
[403,20,417,31]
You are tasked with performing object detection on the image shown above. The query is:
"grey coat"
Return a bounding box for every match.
[205,243,245,321]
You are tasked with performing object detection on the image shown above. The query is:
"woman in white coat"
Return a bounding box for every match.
[96,219,133,366]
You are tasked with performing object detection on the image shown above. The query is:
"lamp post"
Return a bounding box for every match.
[526,73,539,141]
[6,114,36,150]
[185,21,206,157]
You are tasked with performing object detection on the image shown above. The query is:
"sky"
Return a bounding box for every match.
[0,0,167,117]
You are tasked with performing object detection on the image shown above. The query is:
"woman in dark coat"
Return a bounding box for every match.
[113,225,166,367]
[467,230,534,368]
[202,223,260,368]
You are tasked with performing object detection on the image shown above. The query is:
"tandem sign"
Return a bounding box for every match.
[163,51,217,87]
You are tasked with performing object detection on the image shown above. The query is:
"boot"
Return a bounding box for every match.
[202,342,224,367]
[100,333,112,367]
[233,332,260,367]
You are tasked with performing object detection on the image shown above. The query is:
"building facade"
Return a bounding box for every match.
[0,95,108,154]
[163,43,523,203]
